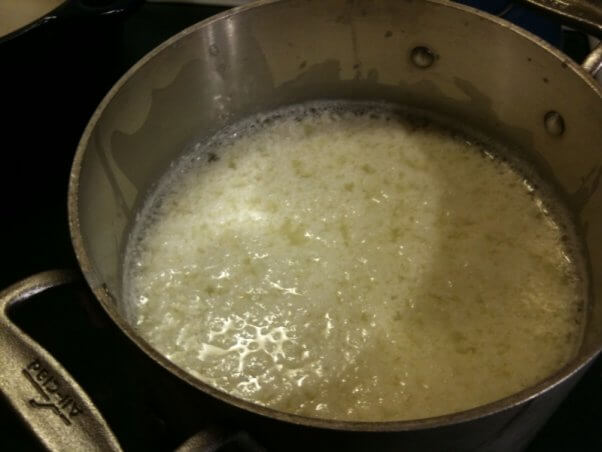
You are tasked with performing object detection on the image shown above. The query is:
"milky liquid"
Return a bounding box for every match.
[123,103,586,421]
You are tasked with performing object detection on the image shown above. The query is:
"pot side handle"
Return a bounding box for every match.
[518,0,602,38]
[583,42,602,78]
[0,270,122,452]
[516,0,602,78]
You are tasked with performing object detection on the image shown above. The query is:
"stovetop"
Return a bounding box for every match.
[1,1,601,451]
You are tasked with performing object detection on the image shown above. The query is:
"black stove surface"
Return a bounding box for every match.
[1,2,601,451]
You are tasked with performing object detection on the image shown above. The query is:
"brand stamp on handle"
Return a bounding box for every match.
[22,359,84,426]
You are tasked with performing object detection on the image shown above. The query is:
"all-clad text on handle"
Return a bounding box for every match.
[0,270,121,451]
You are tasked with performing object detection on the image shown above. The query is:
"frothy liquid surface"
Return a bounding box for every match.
[125,105,584,421]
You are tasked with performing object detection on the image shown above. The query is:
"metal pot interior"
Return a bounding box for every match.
[69,0,602,429]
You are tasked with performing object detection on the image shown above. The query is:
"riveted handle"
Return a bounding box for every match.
[0,270,122,451]
[517,0,602,80]
[583,42,602,78]
[518,0,602,38]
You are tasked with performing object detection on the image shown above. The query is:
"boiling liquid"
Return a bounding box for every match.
[124,103,585,421]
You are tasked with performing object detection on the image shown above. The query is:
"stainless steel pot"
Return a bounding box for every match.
[2,0,602,450]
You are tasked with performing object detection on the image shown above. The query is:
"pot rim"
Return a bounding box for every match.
[68,0,602,432]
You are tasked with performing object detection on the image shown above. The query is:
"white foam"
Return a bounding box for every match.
[124,103,585,421]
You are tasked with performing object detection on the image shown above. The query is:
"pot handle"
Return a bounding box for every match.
[518,0,602,38]
[583,42,602,78]
[0,270,122,451]
[175,425,267,452]
[520,0,602,80]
